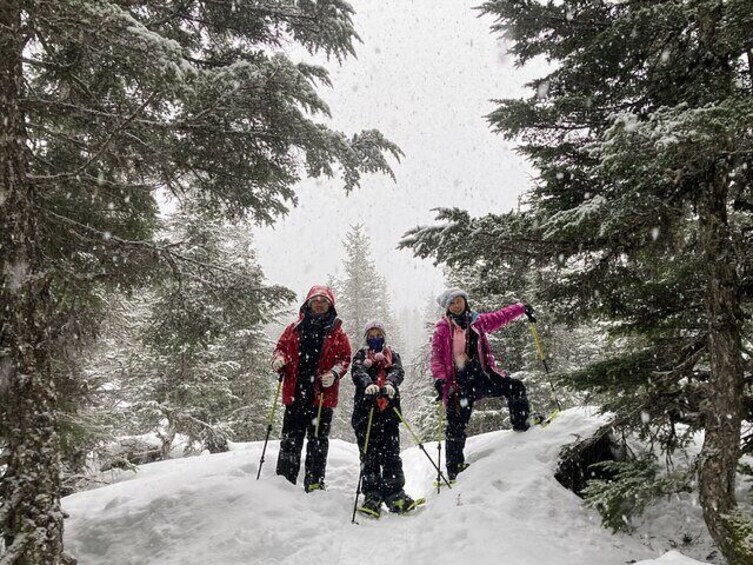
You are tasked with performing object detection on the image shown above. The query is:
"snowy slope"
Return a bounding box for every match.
[63,408,712,565]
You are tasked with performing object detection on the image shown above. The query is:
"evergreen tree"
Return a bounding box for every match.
[58,292,149,490]
[0,2,399,561]
[402,2,753,562]
[122,202,290,457]
[335,225,397,345]
[329,224,399,440]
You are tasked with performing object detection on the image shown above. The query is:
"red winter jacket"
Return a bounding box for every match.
[273,286,352,408]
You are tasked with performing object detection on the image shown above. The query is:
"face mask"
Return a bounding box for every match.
[367,336,385,352]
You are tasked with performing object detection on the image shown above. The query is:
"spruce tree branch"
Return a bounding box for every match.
[28,122,89,149]
[24,98,303,141]
[28,92,158,182]
[143,0,193,28]
[28,123,170,185]
[651,343,707,382]
[198,1,319,24]
[37,207,275,290]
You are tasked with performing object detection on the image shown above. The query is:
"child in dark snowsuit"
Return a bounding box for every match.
[351,321,416,517]
[431,288,535,481]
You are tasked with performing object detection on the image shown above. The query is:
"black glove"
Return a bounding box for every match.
[524,304,536,323]
[434,379,445,401]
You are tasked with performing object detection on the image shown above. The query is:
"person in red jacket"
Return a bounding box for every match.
[271,285,351,492]
[431,288,535,481]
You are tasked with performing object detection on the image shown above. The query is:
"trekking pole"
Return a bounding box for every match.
[257,372,284,480]
[436,400,443,494]
[392,407,452,489]
[351,405,375,524]
[528,322,562,412]
[314,392,325,437]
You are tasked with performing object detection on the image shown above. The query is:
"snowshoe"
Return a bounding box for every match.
[529,412,545,426]
[385,492,422,514]
[357,497,382,519]
[403,497,426,513]
[540,409,560,427]
[304,482,326,493]
[529,409,559,428]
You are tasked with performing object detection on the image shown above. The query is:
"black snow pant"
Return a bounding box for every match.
[353,410,405,501]
[445,369,529,479]
[276,399,333,489]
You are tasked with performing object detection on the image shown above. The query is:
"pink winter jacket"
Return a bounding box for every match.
[430,303,526,404]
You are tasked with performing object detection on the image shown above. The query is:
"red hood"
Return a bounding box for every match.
[299,285,337,316]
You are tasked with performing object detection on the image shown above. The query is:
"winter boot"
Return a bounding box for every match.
[509,398,530,432]
[447,462,470,481]
[384,491,416,514]
[358,496,382,519]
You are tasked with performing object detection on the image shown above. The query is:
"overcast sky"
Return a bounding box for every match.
[254,0,539,312]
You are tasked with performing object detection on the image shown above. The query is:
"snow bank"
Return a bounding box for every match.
[64,408,712,565]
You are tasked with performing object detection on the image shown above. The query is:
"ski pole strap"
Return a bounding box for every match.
[315,392,324,438]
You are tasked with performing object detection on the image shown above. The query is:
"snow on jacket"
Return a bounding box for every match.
[430,303,525,404]
[273,286,352,408]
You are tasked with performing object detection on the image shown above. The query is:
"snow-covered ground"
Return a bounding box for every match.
[63,408,715,565]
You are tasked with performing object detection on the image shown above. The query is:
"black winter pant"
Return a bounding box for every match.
[276,399,333,489]
[445,370,529,479]
[353,411,405,501]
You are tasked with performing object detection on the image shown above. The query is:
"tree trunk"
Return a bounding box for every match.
[697,168,750,565]
[1,2,69,563]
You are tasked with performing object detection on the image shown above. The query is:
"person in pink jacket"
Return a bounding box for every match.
[431,288,535,480]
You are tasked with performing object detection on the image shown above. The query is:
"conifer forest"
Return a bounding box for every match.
[1,2,752,564]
